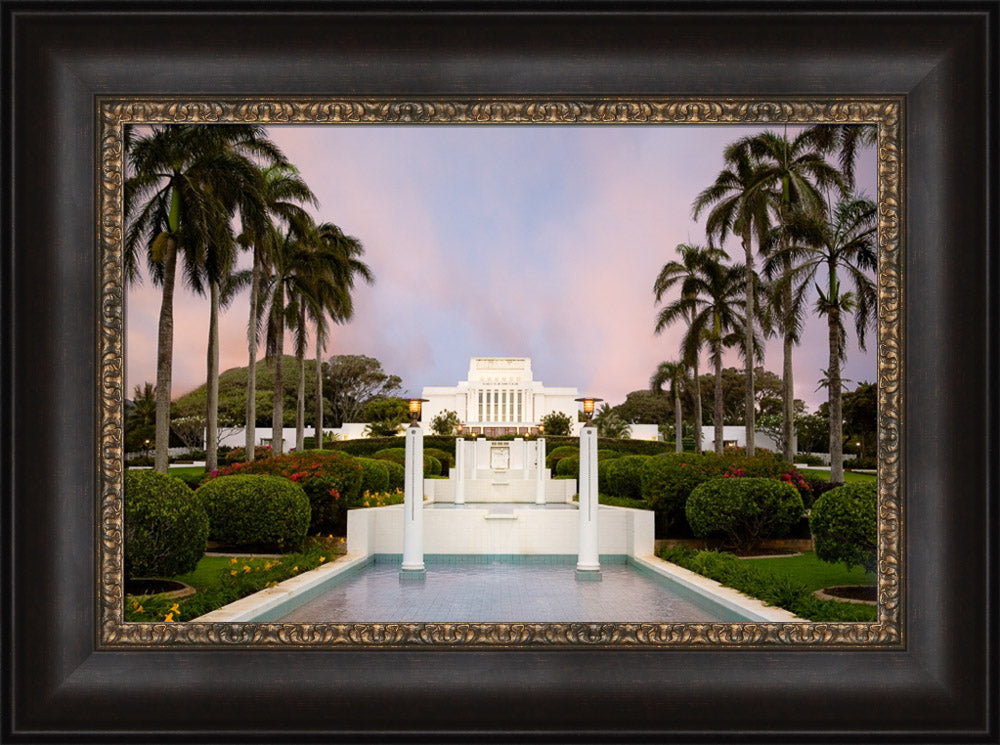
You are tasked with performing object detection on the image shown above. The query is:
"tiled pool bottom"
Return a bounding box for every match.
[265,556,743,623]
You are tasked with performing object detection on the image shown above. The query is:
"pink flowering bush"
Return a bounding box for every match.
[208,450,363,535]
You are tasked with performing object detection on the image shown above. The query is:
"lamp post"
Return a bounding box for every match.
[455,424,466,506]
[401,398,428,580]
[574,397,603,581]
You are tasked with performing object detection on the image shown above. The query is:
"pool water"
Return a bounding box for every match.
[264,556,744,623]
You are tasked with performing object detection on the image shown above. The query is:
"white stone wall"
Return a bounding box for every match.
[347,503,655,558]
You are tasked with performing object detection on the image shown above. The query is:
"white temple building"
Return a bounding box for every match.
[421,357,580,437]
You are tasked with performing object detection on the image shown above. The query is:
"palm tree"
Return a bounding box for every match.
[125,124,282,472]
[305,223,372,451]
[654,244,722,454]
[764,195,877,481]
[739,128,845,461]
[655,248,753,453]
[692,142,771,455]
[238,164,316,461]
[803,124,878,191]
[650,360,688,453]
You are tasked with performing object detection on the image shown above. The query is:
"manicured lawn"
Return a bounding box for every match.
[798,468,876,483]
[741,551,874,593]
[171,555,239,591]
[125,537,345,623]
[658,545,877,621]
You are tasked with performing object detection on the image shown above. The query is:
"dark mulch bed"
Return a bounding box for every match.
[125,578,190,596]
[735,548,801,558]
[822,585,876,602]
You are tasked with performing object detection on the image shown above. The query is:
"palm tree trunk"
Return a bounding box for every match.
[314,328,324,450]
[673,384,683,453]
[828,313,845,482]
[271,301,285,455]
[153,240,178,473]
[743,230,756,456]
[205,279,220,472]
[690,309,703,454]
[714,344,724,455]
[295,307,306,452]
[245,247,260,461]
[781,278,796,462]
[782,330,795,461]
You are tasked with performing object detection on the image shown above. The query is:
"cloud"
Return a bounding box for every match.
[126,124,877,417]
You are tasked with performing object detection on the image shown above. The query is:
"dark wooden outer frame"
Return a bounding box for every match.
[2,2,996,741]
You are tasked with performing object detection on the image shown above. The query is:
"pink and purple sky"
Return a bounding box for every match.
[125,124,877,413]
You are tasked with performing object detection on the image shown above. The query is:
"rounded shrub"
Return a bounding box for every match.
[124,470,209,579]
[640,452,725,530]
[213,450,363,535]
[356,457,390,496]
[810,481,878,573]
[384,460,405,490]
[604,455,650,500]
[197,474,310,551]
[597,449,622,461]
[555,454,579,477]
[545,445,578,470]
[686,477,805,554]
[424,448,454,477]
[374,447,440,475]
[372,447,406,464]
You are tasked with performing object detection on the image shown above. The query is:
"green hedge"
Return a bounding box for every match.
[686,477,804,554]
[810,481,878,573]
[212,450,363,535]
[124,470,209,579]
[329,435,458,458]
[384,460,405,490]
[356,457,391,495]
[555,454,579,477]
[658,546,875,622]
[424,448,453,476]
[604,455,650,501]
[639,452,723,530]
[546,445,578,470]
[197,475,310,552]
[372,447,442,475]
[542,436,671,457]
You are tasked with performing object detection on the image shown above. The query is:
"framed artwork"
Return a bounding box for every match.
[2,1,996,741]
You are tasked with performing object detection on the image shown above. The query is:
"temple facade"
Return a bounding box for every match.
[421,357,579,437]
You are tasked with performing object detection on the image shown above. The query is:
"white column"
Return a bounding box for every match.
[576,425,601,580]
[535,437,546,504]
[400,423,425,579]
[455,438,466,505]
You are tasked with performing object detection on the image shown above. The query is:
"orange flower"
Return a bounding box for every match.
[319,556,326,563]
[164,613,175,623]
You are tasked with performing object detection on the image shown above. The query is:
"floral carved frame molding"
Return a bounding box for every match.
[98,96,903,649]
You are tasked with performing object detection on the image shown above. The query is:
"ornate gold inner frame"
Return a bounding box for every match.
[98,97,903,648]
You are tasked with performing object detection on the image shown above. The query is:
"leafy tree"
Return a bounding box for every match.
[170,415,206,455]
[795,411,830,454]
[324,355,403,426]
[362,395,409,437]
[593,404,631,439]
[125,124,285,471]
[765,195,876,480]
[539,411,572,437]
[430,409,462,435]
[125,382,157,453]
[613,389,674,426]
[842,381,877,461]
